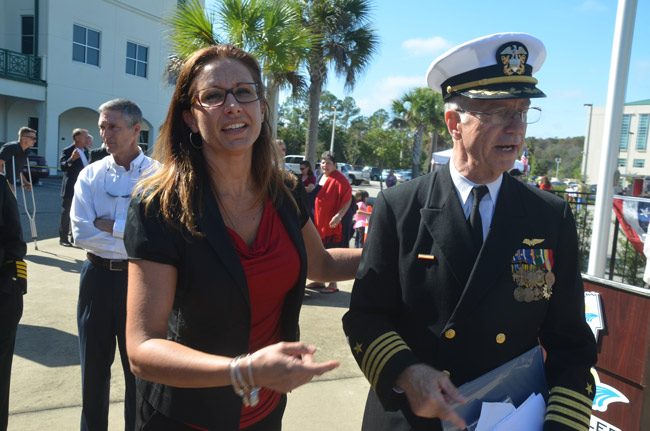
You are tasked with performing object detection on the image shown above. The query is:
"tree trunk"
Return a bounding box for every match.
[267,80,280,140]
[306,76,323,166]
[429,132,438,173]
[412,126,423,177]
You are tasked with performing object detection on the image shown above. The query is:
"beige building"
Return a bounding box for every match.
[584,99,650,187]
[0,0,194,174]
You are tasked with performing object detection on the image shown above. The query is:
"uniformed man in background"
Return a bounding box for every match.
[0,174,27,430]
[343,33,597,431]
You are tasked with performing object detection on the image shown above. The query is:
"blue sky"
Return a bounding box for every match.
[206,0,649,138]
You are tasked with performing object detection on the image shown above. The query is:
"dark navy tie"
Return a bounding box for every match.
[469,185,489,252]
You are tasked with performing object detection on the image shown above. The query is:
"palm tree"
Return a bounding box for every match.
[167,0,311,138]
[391,87,445,177]
[300,0,379,165]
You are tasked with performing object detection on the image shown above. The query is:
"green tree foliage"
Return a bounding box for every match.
[526,136,584,179]
[166,0,311,138]
[391,87,447,176]
[300,0,379,166]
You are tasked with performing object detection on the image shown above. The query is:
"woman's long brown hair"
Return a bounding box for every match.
[137,44,296,236]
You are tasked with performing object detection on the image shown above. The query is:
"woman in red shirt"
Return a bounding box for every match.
[310,151,352,293]
[124,45,361,430]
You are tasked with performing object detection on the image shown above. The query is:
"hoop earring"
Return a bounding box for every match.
[189,132,203,150]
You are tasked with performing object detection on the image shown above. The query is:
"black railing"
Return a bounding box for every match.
[552,190,647,288]
[0,47,44,85]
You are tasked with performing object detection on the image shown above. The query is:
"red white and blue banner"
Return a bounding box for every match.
[612,195,650,254]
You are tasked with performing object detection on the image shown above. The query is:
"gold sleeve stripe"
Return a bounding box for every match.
[546,405,590,426]
[545,413,589,431]
[363,337,406,380]
[361,332,402,372]
[16,261,26,268]
[370,344,411,389]
[550,386,593,407]
[16,269,27,275]
[367,339,409,387]
[16,273,27,279]
[548,395,593,416]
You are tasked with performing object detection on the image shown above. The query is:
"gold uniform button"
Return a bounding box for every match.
[442,370,451,377]
[496,333,506,344]
[444,329,456,339]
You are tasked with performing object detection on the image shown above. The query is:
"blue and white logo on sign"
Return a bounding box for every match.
[591,369,629,412]
[584,292,604,341]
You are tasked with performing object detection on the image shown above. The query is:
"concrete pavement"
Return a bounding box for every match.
[8,237,370,430]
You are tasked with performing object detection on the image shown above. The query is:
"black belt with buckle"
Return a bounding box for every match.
[86,253,128,271]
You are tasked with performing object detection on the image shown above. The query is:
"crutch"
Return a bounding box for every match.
[15,156,39,250]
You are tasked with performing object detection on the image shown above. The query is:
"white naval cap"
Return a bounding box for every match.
[426,32,547,100]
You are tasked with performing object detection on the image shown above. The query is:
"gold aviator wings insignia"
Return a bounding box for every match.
[523,238,544,247]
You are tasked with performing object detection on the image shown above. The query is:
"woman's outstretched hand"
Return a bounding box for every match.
[250,342,339,393]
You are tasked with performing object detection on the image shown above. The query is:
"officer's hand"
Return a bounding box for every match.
[70,150,80,161]
[396,364,467,428]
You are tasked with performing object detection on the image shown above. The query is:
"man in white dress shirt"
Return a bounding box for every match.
[71,99,157,431]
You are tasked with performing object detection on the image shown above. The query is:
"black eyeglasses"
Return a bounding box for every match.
[456,107,541,126]
[193,83,260,108]
[103,164,143,198]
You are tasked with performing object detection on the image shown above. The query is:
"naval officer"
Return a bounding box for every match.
[343,32,597,431]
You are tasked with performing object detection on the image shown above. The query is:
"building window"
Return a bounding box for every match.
[73,24,100,66]
[633,159,645,168]
[618,158,627,167]
[21,16,35,55]
[126,42,148,78]
[637,114,649,152]
[28,117,39,148]
[139,130,149,145]
[619,114,631,151]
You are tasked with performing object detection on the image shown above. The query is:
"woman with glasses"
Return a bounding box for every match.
[124,45,360,430]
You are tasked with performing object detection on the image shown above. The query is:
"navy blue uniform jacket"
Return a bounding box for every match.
[343,164,597,431]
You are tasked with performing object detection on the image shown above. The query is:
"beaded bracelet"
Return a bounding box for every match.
[228,354,260,407]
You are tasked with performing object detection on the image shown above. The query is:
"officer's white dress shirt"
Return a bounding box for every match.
[71,151,158,259]
[449,160,503,242]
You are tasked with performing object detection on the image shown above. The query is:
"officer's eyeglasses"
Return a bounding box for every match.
[193,83,260,108]
[456,106,541,126]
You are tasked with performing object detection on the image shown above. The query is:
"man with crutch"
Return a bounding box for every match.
[0,127,37,195]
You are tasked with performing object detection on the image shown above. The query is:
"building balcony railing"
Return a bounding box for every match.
[0,48,45,85]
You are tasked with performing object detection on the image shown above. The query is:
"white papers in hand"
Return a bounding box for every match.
[476,393,545,431]
[475,402,515,431]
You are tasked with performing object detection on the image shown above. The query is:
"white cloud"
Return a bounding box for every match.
[402,36,453,57]
[356,75,424,114]
[576,0,607,12]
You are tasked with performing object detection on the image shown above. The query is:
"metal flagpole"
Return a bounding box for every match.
[587,0,638,277]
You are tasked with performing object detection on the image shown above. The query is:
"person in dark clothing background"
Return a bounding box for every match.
[0,175,27,431]
[59,128,91,246]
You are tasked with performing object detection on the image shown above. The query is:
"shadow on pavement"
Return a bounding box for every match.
[26,253,84,274]
[303,288,351,309]
[14,324,80,367]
